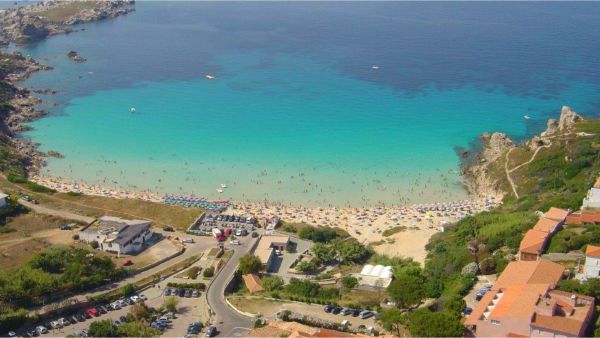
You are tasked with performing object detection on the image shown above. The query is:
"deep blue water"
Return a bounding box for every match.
[16,1,600,206]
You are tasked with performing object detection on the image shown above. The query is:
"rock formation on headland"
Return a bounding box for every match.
[0,1,135,175]
[0,0,135,45]
[462,106,584,198]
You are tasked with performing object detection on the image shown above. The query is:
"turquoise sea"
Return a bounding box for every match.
[17,2,600,206]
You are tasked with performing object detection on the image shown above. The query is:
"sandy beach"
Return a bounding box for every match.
[29,174,501,263]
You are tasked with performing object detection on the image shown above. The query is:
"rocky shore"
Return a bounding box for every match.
[0,0,135,45]
[461,106,584,198]
[0,0,135,175]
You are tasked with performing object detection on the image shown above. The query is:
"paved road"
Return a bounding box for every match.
[205,236,259,337]
[18,198,96,224]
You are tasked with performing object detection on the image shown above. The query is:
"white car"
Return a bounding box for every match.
[182,238,194,244]
[58,317,70,326]
[36,326,48,334]
[275,249,282,255]
[110,302,121,310]
[50,321,62,329]
[130,295,140,303]
[230,239,240,245]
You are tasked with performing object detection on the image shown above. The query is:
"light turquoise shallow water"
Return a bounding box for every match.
[19,2,600,206]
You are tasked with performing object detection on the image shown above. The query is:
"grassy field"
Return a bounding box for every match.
[382,226,407,237]
[34,1,99,22]
[0,176,202,230]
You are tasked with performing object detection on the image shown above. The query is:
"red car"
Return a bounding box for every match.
[123,259,133,266]
[85,308,99,317]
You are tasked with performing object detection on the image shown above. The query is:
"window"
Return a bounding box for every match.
[491,320,501,325]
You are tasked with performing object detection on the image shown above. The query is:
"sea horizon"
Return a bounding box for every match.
[16,1,600,207]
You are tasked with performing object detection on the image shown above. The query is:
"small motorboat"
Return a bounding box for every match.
[524,115,531,120]
[217,189,224,193]
[220,183,227,188]
[130,107,136,113]
[206,74,215,80]
[371,65,380,70]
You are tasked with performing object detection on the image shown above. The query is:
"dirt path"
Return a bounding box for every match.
[18,198,96,224]
[504,141,552,199]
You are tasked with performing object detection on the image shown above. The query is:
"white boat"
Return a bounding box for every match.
[130,107,136,113]
[217,189,224,193]
[205,74,215,80]
[371,65,380,70]
[524,115,531,120]
[220,183,227,188]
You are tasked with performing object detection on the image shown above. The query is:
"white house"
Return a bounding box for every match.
[79,216,153,255]
[0,192,8,208]
[584,245,600,279]
[583,188,600,209]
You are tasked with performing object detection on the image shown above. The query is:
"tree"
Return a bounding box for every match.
[238,254,262,275]
[311,243,336,262]
[203,266,215,278]
[387,273,425,309]
[295,260,318,273]
[121,283,136,297]
[341,276,358,289]
[118,320,161,337]
[405,309,463,337]
[261,275,284,291]
[379,308,404,336]
[334,239,369,263]
[88,320,119,337]
[129,302,151,321]
[163,296,179,313]
[443,296,466,317]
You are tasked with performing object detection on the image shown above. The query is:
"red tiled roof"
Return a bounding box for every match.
[566,212,582,225]
[543,207,570,222]
[242,274,263,293]
[533,217,561,233]
[581,212,600,224]
[585,245,600,258]
[494,260,564,290]
[519,229,550,254]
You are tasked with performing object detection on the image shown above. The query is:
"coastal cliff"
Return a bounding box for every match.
[462,106,585,199]
[0,1,135,177]
[0,0,134,45]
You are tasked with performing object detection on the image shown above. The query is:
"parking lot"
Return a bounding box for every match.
[464,274,497,310]
[188,213,257,236]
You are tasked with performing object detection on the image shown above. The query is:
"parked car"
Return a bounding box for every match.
[251,231,259,238]
[50,320,62,329]
[324,305,334,313]
[58,317,70,326]
[130,295,140,303]
[96,306,107,314]
[99,305,109,313]
[8,331,16,337]
[36,326,48,334]
[70,315,79,324]
[188,322,202,334]
[192,289,199,297]
[463,307,473,315]
[27,329,39,337]
[475,292,485,301]
[205,326,217,337]
[332,306,342,314]
[230,239,240,245]
[123,259,133,266]
[82,312,92,319]
[351,308,361,317]
[138,293,147,300]
[184,289,192,297]
[359,310,374,319]
[182,238,194,244]
[110,302,121,310]
[85,308,99,317]
[340,308,352,316]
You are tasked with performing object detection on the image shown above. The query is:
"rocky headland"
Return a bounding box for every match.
[462,105,585,198]
[0,0,135,45]
[0,1,135,176]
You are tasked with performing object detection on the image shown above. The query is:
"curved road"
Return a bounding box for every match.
[205,236,259,337]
